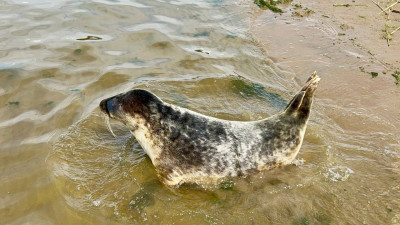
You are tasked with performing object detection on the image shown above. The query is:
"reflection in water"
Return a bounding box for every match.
[0,0,399,224]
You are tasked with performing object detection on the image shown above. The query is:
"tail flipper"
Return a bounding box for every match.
[284,72,320,119]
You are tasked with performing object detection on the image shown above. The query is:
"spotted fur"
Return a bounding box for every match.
[99,72,320,186]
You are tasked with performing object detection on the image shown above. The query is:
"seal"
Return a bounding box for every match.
[99,72,320,187]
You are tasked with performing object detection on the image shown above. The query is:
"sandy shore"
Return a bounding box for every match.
[251,0,400,69]
[250,2,400,203]
[250,0,400,130]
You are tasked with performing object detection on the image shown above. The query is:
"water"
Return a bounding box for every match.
[1,0,399,224]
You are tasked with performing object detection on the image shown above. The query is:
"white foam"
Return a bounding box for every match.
[324,166,354,182]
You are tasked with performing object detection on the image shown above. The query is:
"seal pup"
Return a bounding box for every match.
[99,72,320,187]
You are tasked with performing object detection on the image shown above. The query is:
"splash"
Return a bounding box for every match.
[324,166,354,182]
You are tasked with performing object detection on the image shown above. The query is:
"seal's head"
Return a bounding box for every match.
[99,89,162,131]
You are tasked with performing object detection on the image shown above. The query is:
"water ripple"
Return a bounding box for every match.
[0,95,77,128]
[92,0,152,8]
[2,0,399,224]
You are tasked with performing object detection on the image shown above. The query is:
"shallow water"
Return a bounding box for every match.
[1,0,399,224]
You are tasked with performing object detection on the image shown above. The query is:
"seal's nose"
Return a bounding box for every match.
[100,97,121,117]
[100,98,109,115]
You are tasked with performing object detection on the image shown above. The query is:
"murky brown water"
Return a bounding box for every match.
[1,0,399,224]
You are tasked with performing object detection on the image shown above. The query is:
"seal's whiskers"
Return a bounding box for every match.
[103,114,117,138]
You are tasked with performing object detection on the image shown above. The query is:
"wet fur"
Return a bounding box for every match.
[100,72,320,186]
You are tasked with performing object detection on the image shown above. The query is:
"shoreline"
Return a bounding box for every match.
[250,0,400,129]
[250,0,400,81]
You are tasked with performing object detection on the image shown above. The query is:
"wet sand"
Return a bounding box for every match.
[251,1,400,223]
[251,0,400,143]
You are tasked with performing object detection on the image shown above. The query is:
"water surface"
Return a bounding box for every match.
[1,0,399,224]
